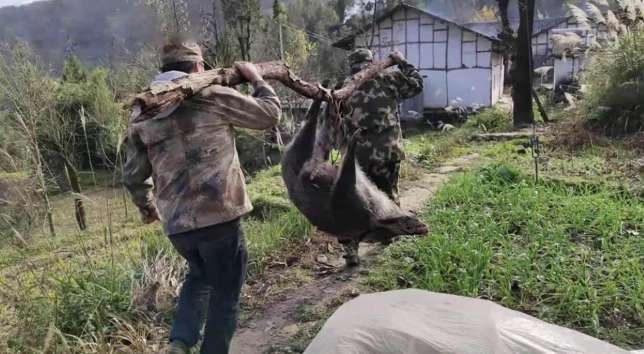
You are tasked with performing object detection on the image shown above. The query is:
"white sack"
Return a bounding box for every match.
[304,289,632,354]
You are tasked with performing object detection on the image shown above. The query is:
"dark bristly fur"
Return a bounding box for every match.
[281,99,428,244]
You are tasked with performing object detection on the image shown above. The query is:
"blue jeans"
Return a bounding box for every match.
[168,219,248,354]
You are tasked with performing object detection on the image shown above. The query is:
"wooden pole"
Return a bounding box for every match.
[532,88,550,123]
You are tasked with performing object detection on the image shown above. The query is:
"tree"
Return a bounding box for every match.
[334,0,354,23]
[264,1,313,71]
[273,0,287,20]
[285,0,345,81]
[201,0,239,67]
[141,0,191,34]
[0,43,57,236]
[1,44,127,233]
[221,0,261,61]
[498,0,535,127]
[273,0,287,60]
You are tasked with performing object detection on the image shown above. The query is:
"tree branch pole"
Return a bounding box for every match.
[532,88,550,123]
[130,57,397,122]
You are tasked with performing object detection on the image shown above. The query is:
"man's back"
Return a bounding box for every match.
[124,74,281,235]
[343,65,423,163]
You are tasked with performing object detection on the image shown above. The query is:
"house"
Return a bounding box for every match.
[463,16,573,68]
[465,16,606,89]
[333,2,505,111]
[550,19,610,88]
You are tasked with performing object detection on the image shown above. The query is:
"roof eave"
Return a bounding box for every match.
[332,2,500,50]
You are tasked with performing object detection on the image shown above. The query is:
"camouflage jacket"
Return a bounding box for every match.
[124,72,281,235]
[342,61,423,163]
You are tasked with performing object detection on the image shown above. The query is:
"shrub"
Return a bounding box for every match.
[236,129,273,175]
[582,30,644,135]
[464,107,512,133]
[51,268,132,339]
[0,173,41,246]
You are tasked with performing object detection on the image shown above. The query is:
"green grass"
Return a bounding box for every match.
[482,137,643,191]
[368,164,644,348]
[463,106,513,133]
[403,130,473,170]
[1,165,312,353]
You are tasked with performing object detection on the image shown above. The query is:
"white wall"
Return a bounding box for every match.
[422,70,448,107]
[554,55,585,87]
[491,53,504,105]
[448,69,492,107]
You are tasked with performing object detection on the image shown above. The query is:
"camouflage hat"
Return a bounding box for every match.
[161,35,203,66]
[348,48,374,66]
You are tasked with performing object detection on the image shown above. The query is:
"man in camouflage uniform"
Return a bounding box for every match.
[123,35,281,354]
[340,48,423,266]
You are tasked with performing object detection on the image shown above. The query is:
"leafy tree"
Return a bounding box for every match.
[334,0,355,23]
[286,0,346,80]
[141,0,191,34]
[221,0,261,61]
[0,43,58,236]
[62,54,87,83]
[273,0,287,21]
[1,45,127,232]
[260,0,313,71]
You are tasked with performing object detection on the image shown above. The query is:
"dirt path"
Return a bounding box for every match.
[230,153,481,354]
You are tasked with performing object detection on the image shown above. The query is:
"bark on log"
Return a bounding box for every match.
[130,58,396,122]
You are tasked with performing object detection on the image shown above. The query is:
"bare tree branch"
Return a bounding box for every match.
[130,57,397,122]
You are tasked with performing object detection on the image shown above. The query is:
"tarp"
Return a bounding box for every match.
[304,289,635,354]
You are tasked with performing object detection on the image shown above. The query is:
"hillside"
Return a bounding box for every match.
[0,0,278,69]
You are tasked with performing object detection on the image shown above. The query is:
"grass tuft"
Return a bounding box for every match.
[463,107,513,133]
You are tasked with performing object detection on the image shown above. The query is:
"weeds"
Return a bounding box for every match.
[1,164,312,352]
[404,130,473,170]
[464,107,513,133]
[583,29,644,135]
[483,133,643,191]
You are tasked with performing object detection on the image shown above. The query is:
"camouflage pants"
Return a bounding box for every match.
[340,238,360,267]
[361,159,401,206]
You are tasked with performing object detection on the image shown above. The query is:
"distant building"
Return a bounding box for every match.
[464,16,607,89]
[463,17,573,68]
[333,2,505,111]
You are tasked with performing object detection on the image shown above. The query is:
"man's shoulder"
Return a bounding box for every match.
[197,84,238,98]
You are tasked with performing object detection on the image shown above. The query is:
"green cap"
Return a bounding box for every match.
[161,34,203,66]
[348,48,374,66]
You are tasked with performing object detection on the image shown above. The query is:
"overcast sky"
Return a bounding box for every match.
[0,0,44,7]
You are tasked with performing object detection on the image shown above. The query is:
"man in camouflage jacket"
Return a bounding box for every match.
[340,48,423,266]
[123,36,281,354]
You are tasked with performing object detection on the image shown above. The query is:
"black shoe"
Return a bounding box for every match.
[344,254,360,267]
